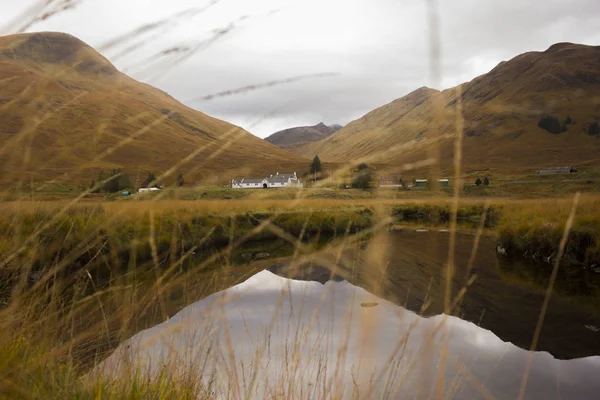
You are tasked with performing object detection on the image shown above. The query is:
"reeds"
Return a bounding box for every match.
[0,1,597,399]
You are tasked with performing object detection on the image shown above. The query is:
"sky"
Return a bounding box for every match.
[2,0,600,138]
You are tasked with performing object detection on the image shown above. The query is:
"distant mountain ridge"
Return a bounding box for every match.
[265,122,342,150]
[292,42,600,175]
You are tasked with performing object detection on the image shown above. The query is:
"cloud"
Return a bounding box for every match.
[2,0,599,137]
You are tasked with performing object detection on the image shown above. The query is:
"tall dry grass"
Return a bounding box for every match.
[0,1,597,399]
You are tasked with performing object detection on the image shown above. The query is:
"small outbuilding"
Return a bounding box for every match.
[414,179,428,188]
[379,176,403,188]
[536,166,578,175]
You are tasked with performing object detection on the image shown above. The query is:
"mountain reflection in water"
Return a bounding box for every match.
[98,265,600,399]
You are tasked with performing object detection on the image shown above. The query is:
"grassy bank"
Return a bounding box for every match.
[0,201,376,307]
[495,197,600,299]
[1,196,600,397]
[0,201,376,390]
[497,197,600,267]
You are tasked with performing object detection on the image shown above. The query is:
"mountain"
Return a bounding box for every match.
[0,32,308,184]
[294,43,600,175]
[265,122,342,150]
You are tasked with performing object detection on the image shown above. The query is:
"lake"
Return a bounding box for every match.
[97,231,600,399]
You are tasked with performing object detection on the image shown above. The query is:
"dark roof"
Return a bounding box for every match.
[242,178,267,184]
[270,175,291,182]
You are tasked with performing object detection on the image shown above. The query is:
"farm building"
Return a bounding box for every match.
[536,166,578,175]
[232,172,303,189]
[379,176,403,188]
[414,179,428,188]
[438,179,449,187]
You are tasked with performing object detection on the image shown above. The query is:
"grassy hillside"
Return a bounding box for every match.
[265,122,341,150]
[0,32,309,185]
[294,43,600,176]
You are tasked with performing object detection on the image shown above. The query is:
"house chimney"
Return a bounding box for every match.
[277,172,279,175]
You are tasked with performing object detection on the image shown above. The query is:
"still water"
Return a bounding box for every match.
[99,231,600,399]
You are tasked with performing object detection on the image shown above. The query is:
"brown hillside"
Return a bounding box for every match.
[264,122,341,150]
[295,43,600,175]
[0,32,308,185]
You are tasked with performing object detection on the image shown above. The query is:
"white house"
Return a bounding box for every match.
[231,178,270,189]
[232,172,303,189]
[267,172,303,188]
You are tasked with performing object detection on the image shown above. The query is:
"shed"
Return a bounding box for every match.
[536,166,577,175]
[379,176,403,188]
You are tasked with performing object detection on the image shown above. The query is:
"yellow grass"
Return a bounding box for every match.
[1,3,599,399]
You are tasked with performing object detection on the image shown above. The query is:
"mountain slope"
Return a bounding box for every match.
[0,32,308,184]
[294,43,600,175]
[265,122,341,150]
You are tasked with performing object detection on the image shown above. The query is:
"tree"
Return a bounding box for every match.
[104,169,121,193]
[310,155,322,174]
[483,176,490,186]
[176,173,185,187]
[96,170,108,193]
[588,121,600,136]
[96,170,105,193]
[118,172,132,191]
[142,172,157,188]
[565,116,573,125]
[475,178,482,186]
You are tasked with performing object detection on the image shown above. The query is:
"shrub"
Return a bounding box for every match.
[588,121,600,136]
[475,178,482,186]
[483,176,490,186]
[351,163,372,189]
[538,116,567,134]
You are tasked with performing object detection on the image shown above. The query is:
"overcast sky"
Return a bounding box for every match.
[2,0,600,137]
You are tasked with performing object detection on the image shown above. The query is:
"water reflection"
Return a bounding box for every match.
[349,231,600,359]
[100,269,600,399]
